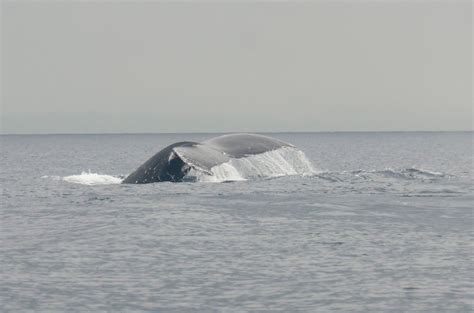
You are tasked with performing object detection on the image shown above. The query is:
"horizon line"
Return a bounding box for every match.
[0,130,472,136]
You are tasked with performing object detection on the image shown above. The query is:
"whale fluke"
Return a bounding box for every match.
[122,133,308,184]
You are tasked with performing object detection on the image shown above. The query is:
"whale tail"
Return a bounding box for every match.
[122,133,313,184]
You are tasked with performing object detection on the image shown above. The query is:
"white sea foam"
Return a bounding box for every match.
[61,172,123,185]
[186,147,315,182]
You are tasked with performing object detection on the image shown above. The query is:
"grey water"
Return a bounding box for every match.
[1,132,472,312]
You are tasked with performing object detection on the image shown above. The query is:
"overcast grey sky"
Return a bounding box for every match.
[1,0,472,134]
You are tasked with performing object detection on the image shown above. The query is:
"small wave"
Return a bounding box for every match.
[185,147,316,182]
[313,167,448,183]
[46,172,124,185]
[307,167,465,196]
[373,167,445,180]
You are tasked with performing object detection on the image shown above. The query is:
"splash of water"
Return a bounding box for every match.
[186,147,316,182]
[60,171,123,185]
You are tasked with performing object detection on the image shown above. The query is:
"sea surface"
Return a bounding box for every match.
[1,132,472,312]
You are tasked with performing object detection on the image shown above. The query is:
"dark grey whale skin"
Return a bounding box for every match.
[122,133,292,184]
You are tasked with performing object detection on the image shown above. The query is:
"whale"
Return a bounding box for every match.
[122,133,294,184]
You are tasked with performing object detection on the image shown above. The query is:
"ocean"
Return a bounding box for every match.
[1,132,472,312]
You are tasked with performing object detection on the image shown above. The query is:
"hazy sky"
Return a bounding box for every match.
[1,0,472,134]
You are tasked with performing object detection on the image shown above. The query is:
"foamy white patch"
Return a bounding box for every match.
[62,172,123,185]
[409,167,445,177]
[186,147,315,182]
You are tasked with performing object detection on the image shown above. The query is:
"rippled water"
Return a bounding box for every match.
[1,132,472,312]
